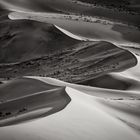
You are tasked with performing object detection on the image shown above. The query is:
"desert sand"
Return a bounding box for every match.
[0,76,140,140]
[0,1,140,140]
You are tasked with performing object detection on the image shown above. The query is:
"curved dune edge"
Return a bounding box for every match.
[8,11,140,48]
[24,76,140,135]
[0,77,140,139]
[0,15,137,82]
[27,76,140,100]
[0,2,139,139]
[0,78,71,127]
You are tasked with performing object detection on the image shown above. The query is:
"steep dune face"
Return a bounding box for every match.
[0,78,71,126]
[0,19,79,64]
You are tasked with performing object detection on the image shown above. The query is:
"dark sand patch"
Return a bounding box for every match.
[0,78,71,126]
[78,74,136,90]
[112,24,140,44]
[0,41,137,83]
[0,19,79,64]
[0,77,61,102]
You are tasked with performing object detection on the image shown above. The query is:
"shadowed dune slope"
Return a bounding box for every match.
[0,78,61,101]
[0,18,80,64]
[0,77,71,126]
[0,16,137,83]
[78,74,136,90]
[0,40,137,83]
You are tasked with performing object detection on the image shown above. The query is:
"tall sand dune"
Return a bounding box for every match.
[0,77,140,139]
[0,39,137,83]
[0,18,79,64]
[9,11,140,46]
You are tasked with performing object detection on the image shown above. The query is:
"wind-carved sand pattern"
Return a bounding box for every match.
[0,77,140,140]
[9,11,140,48]
[0,0,140,140]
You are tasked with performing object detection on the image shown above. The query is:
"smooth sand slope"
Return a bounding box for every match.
[0,77,140,140]
[26,76,140,134]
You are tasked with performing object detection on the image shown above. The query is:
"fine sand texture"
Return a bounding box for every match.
[0,1,140,140]
[0,77,140,140]
[0,15,137,82]
[0,40,137,83]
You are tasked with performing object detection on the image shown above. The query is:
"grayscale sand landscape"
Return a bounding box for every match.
[0,0,140,140]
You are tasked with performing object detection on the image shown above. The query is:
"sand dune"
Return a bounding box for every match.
[0,40,137,83]
[9,11,140,47]
[0,17,79,64]
[27,76,140,100]
[119,55,140,81]
[26,76,140,135]
[0,77,71,126]
[0,77,140,140]
[0,1,140,139]
[0,13,137,82]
